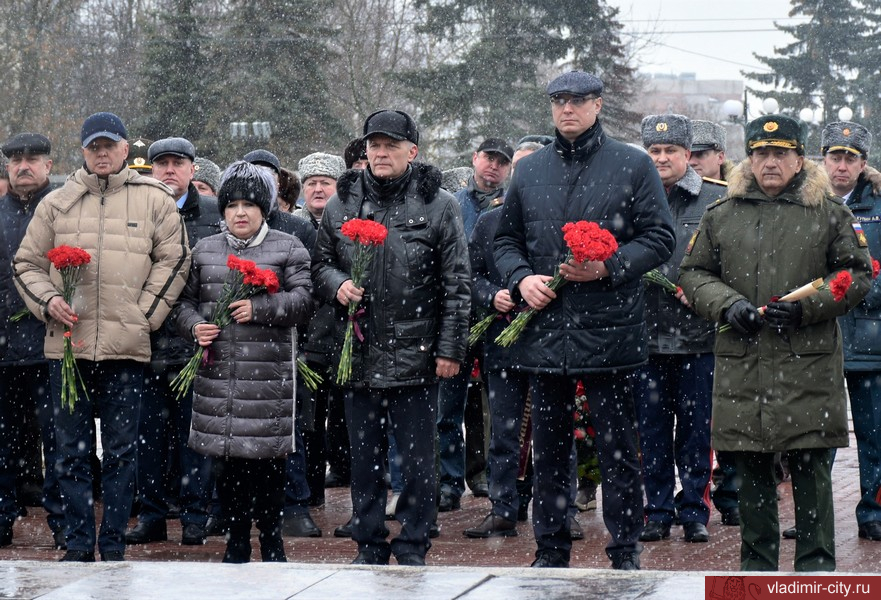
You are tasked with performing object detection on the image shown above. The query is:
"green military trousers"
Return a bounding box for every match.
[735,449,835,571]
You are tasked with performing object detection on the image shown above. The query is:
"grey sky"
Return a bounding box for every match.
[609,0,801,82]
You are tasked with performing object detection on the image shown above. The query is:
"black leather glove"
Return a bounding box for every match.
[725,299,764,335]
[764,300,803,331]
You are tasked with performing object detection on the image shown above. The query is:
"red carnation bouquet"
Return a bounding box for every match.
[494,221,618,347]
[718,271,853,333]
[171,255,280,400]
[47,245,92,411]
[336,218,388,385]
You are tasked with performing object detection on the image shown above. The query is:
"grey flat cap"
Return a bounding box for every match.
[641,114,693,150]
[148,137,196,162]
[547,71,603,97]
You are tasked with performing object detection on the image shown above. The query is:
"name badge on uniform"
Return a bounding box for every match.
[852,222,869,247]
[685,230,700,255]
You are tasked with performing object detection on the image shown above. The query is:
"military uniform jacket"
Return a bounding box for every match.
[679,159,872,452]
[645,167,724,355]
[838,169,881,371]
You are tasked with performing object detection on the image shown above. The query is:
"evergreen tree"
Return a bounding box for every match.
[851,0,881,166]
[137,0,213,151]
[744,1,862,126]
[398,0,638,164]
[213,0,347,166]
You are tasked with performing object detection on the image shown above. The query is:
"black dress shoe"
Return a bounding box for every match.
[334,516,353,538]
[470,482,489,498]
[60,549,95,562]
[438,490,461,512]
[181,523,207,545]
[282,514,322,537]
[125,519,167,544]
[683,522,709,543]
[52,528,67,550]
[100,550,125,561]
[859,521,881,541]
[782,526,797,540]
[396,552,425,566]
[639,520,671,542]
[429,520,440,539]
[568,516,584,541]
[464,513,518,538]
[204,516,228,537]
[531,550,569,568]
[612,552,640,570]
[720,507,740,526]
[351,551,389,565]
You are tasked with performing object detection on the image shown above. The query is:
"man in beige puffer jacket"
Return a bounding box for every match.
[13,112,191,563]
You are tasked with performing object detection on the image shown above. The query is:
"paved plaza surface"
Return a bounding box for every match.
[1,430,880,598]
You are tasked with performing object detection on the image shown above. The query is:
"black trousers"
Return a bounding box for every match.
[530,372,643,565]
[215,456,286,563]
[345,384,438,561]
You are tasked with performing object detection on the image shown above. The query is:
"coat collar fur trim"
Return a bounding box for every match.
[727,157,831,207]
[336,163,443,205]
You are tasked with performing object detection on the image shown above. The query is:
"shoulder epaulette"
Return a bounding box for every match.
[702,176,728,187]
[826,194,845,206]
[705,197,731,211]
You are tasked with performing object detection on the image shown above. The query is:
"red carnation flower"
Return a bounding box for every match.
[261,270,280,294]
[47,245,91,270]
[562,221,618,264]
[342,219,388,246]
[872,258,880,280]
[496,221,617,347]
[829,270,853,302]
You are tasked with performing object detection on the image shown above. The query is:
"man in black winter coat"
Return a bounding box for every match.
[494,71,676,570]
[0,133,64,549]
[125,137,220,547]
[312,110,471,566]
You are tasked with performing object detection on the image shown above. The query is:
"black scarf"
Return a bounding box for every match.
[364,165,412,206]
[466,176,504,211]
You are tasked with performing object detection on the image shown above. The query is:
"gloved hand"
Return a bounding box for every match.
[764,300,803,331]
[725,299,764,335]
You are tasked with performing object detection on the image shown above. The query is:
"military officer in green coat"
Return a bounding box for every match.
[679,114,872,571]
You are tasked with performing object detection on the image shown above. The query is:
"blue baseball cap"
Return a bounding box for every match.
[81,112,128,148]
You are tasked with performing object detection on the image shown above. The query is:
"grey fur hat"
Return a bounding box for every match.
[217,160,276,217]
[642,114,692,149]
[691,120,727,152]
[193,157,222,195]
[822,121,872,157]
[441,167,473,193]
[298,152,346,182]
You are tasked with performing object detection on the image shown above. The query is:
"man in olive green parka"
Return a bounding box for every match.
[679,114,872,572]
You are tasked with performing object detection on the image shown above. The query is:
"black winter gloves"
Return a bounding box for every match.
[764,301,803,331]
[725,299,764,335]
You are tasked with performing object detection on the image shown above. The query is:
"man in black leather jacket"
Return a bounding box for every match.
[312,110,471,566]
